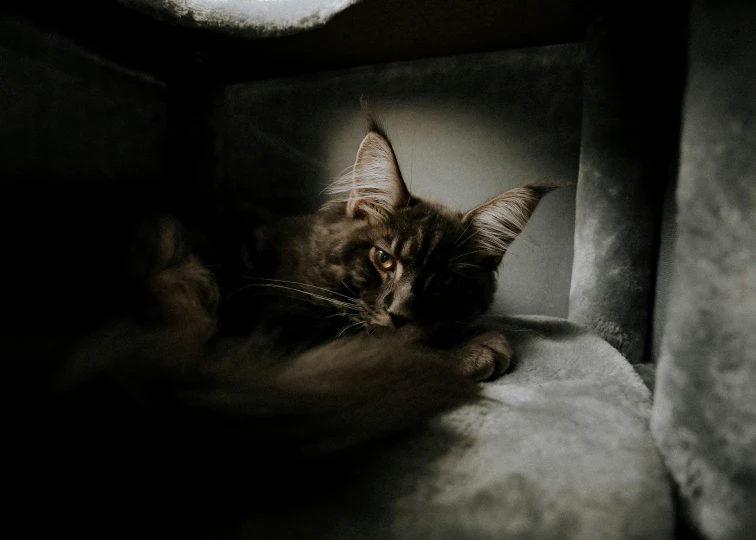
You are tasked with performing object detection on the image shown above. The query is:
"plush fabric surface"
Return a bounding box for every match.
[568,6,686,364]
[651,1,756,539]
[231,316,673,540]
[118,0,357,37]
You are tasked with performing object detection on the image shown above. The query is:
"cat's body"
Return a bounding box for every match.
[224,118,551,377]
[6,115,551,536]
[10,208,481,536]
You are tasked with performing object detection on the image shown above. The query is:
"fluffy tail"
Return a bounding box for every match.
[190,332,479,454]
[37,322,478,535]
[54,321,479,457]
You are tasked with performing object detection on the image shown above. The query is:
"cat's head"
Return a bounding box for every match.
[322,121,554,330]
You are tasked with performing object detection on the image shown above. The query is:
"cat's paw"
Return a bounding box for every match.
[456,331,512,381]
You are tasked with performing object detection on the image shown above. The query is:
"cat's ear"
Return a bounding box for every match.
[462,185,553,266]
[346,129,410,223]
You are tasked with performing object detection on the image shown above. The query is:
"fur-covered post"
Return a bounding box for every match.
[652,1,756,538]
[568,2,688,363]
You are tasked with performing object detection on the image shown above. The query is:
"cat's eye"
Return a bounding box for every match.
[374,248,395,271]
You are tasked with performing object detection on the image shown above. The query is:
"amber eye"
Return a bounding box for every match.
[374,248,395,271]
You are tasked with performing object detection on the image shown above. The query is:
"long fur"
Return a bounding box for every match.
[463,184,558,262]
[327,119,411,224]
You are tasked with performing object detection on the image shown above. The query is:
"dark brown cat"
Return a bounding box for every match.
[227,117,552,379]
[9,206,482,536]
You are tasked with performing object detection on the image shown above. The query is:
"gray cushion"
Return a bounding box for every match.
[235,316,674,539]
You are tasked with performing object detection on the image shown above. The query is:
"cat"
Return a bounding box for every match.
[8,202,482,536]
[222,116,553,380]
[5,116,552,537]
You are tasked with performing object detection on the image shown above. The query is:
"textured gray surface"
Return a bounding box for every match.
[235,316,673,540]
[568,8,686,364]
[0,14,166,181]
[225,44,582,318]
[652,1,756,538]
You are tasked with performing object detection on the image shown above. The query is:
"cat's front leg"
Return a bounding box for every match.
[453,331,512,382]
[412,323,513,382]
[380,323,513,382]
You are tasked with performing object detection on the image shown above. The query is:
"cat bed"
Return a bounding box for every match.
[233,315,673,539]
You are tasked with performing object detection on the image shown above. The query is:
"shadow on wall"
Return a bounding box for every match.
[225,43,583,317]
[0,15,166,182]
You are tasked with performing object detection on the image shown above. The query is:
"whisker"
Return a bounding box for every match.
[451,262,486,271]
[320,165,355,196]
[341,280,357,296]
[336,321,366,340]
[451,249,490,260]
[225,290,331,311]
[454,231,478,251]
[227,283,359,311]
[239,276,357,302]
[454,222,474,246]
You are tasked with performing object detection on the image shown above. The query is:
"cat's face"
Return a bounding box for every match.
[324,122,550,331]
[343,200,496,329]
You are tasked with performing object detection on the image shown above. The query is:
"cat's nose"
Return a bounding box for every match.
[389,312,411,329]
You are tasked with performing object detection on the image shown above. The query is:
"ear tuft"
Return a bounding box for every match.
[462,184,555,265]
[345,129,410,223]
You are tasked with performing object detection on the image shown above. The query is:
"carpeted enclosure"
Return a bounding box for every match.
[3,1,756,539]
[651,1,756,539]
